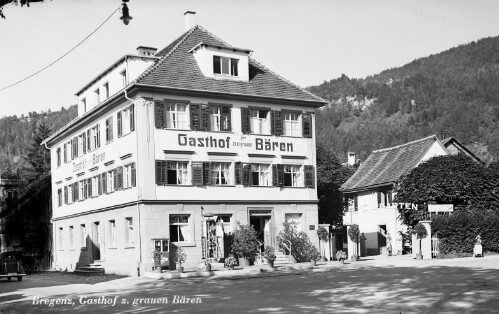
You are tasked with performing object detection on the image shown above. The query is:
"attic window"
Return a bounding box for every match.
[213,56,238,76]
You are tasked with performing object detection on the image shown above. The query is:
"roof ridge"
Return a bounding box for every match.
[134,25,200,85]
[372,135,437,153]
[247,58,328,104]
[196,25,232,47]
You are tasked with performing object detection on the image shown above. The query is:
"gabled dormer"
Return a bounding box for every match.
[189,42,252,82]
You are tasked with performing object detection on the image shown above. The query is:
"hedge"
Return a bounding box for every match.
[432,210,499,254]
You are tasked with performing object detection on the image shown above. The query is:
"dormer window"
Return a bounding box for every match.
[213,56,238,76]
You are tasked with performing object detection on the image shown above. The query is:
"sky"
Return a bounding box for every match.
[1,0,499,118]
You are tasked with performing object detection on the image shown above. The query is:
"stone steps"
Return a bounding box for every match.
[74,260,105,276]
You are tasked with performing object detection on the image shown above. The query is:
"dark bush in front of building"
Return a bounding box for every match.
[276,222,315,262]
[432,210,499,255]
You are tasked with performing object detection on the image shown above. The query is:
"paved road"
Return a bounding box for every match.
[1,255,499,313]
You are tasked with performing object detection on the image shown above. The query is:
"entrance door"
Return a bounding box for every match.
[92,222,101,261]
[378,225,387,255]
[249,210,275,249]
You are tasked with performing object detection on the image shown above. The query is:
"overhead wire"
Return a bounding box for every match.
[0,4,122,92]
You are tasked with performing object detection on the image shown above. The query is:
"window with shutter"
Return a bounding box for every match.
[271,111,283,136]
[277,164,284,187]
[116,167,123,190]
[190,104,201,130]
[82,132,86,154]
[155,160,166,185]
[272,164,278,186]
[96,124,101,148]
[304,165,315,188]
[98,174,102,195]
[302,113,312,138]
[235,162,242,185]
[203,162,211,185]
[221,106,231,131]
[131,163,136,187]
[155,101,165,129]
[87,130,91,151]
[117,111,122,137]
[242,163,251,186]
[130,104,135,131]
[241,108,250,134]
[102,173,107,194]
[192,162,203,186]
[201,105,210,131]
[64,186,68,204]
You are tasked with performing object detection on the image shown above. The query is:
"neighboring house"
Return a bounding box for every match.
[341,135,449,256]
[441,137,484,164]
[42,17,327,276]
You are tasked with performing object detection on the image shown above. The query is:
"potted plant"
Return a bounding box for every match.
[317,227,329,262]
[231,224,260,267]
[174,247,187,273]
[348,224,360,262]
[203,258,212,272]
[263,246,276,268]
[224,254,237,270]
[336,250,347,264]
[308,246,321,266]
[153,248,163,273]
[412,223,427,260]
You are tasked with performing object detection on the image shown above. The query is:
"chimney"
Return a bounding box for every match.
[347,152,356,166]
[184,11,196,31]
[136,46,157,57]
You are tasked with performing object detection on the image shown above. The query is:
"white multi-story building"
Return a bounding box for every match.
[43,22,326,276]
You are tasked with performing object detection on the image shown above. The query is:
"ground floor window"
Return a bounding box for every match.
[69,226,74,248]
[125,217,134,245]
[170,214,190,242]
[80,224,87,248]
[109,220,116,246]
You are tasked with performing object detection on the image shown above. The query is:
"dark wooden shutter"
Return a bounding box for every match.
[190,103,201,130]
[116,166,123,190]
[241,108,250,134]
[155,101,165,129]
[272,164,278,186]
[235,162,242,185]
[83,180,87,199]
[64,186,68,204]
[271,111,282,136]
[192,162,203,186]
[82,133,86,154]
[87,130,91,151]
[117,111,122,138]
[377,191,381,208]
[74,183,79,201]
[203,162,211,185]
[302,113,312,138]
[155,160,166,185]
[201,105,210,131]
[98,175,102,195]
[277,164,284,187]
[102,173,107,194]
[304,165,315,188]
[109,118,113,142]
[354,195,358,211]
[131,163,136,187]
[130,104,135,132]
[221,106,231,131]
[96,124,101,148]
[242,163,251,186]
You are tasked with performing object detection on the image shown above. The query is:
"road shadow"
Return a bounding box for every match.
[2,264,499,313]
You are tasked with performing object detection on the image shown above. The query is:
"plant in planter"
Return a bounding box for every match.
[231,224,260,267]
[203,258,213,272]
[276,222,315,263]
[336,250,347,264]
[174,248,187,273]
[224,254,237,270]
[308,245,321,266]
[263,246,276,268]
[412,223,428,260]
[153,248,163,273]
[317,227,329,262]
[348,224,360,261]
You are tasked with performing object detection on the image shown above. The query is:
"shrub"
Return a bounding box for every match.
[276,222,315,262]
[174,248,186,266]
[348,224,359,241]
[432,210,499,254]
[307,245,321,261]
[231,224,261,259]
[317,227,329,242]
[224,254,237,269]
[263,246,276,264]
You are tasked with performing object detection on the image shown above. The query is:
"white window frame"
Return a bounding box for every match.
[125,217,134,245]
[107,170,114,193]
[169,214,190,243]
[122,106,132,135]
[211,162,231,185]
[69,226,74,248]
[80,224,87,248]
[213,56,239,76]
[79,180,85,201]
[123,163,132,188]
[251,164,271,186]
[67,185,73,204]
[283,112,301,137]
[250,109,270,135]
[283,165,302,187]
[166,161,189,185]
[165,103,188,129]
[78,133,84,157]
[91,176,99,197]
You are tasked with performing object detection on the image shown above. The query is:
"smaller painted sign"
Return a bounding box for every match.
[428,204,454,212]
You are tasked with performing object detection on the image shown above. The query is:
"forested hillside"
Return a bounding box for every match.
[0,105,77,178]
[310,36,499,163]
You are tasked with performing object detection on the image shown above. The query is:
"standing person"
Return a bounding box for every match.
[386,233,392,256]
[216,219,225,261]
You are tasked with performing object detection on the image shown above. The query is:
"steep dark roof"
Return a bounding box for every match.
[134,26,325,104]
[341,135,442,193]
[441,137,484,164]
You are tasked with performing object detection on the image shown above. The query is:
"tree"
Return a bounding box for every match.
[25,122,51,177]
[316,146,355,228]
[395,154,499,226]
[0,0,45,19]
